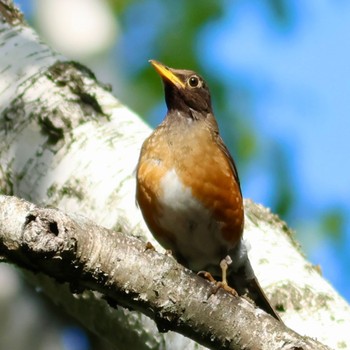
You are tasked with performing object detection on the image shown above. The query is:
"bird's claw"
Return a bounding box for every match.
[197,270,238,297]
[144,241,156,251]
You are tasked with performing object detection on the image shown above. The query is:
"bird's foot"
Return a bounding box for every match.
[198,268,238,297]
[214,280,238,297]
[197,270,217,283]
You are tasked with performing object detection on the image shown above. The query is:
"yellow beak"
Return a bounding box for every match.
[149,60,185,89]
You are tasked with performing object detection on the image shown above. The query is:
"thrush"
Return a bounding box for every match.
[136,60,281,321]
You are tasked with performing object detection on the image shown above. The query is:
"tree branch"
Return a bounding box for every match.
[0,195,329,350]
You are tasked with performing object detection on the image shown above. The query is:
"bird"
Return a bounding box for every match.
[136,59,281,321]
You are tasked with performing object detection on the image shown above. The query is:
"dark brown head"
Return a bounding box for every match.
[150,60,212,116]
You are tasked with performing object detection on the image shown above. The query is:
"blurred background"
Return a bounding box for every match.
[2,0,349,349]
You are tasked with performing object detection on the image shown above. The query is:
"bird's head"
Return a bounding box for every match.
[150,60,212,116]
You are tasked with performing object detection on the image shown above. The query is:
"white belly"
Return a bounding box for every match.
[157,169,228,272]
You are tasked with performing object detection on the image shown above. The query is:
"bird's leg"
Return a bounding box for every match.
[220,256,231,286]
[216,256,238,296]
[198,256,238,297]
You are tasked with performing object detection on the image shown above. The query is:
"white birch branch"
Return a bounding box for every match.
[0,194,330,350]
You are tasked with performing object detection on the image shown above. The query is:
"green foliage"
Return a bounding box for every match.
[321,210,345,241]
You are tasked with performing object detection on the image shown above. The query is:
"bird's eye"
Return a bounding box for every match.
[188,76,200,88]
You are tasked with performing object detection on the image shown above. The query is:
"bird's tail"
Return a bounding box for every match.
[227,258,282,322]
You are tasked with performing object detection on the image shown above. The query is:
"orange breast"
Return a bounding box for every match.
[136,118,244,271]
[172,122,244,244]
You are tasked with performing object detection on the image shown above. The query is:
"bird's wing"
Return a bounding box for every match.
[215,133,242,196]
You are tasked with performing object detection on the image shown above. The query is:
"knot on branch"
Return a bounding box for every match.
[23,208,75,257]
